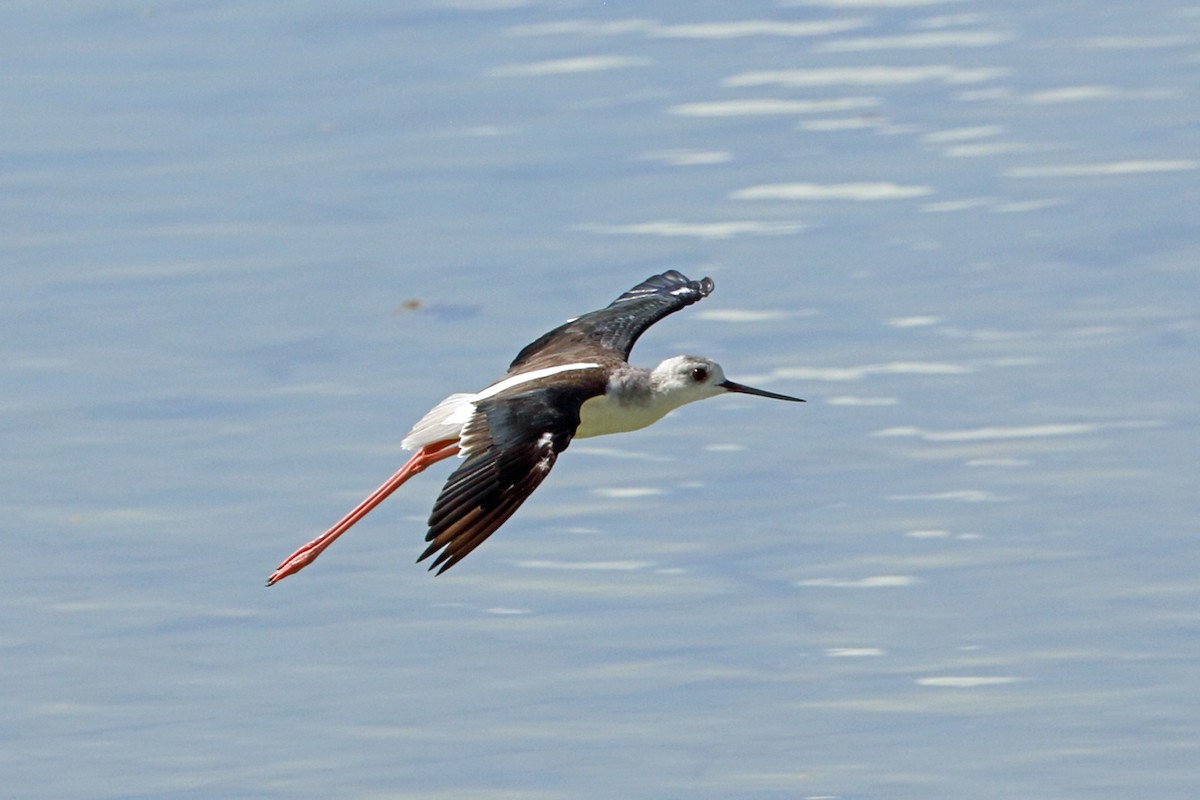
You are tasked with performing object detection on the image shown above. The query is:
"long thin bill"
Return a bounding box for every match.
[718,379,805,402]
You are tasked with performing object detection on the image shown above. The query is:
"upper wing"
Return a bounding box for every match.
[417,379,605,574]
[508,270,714,371]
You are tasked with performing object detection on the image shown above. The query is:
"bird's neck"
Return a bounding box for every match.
[575,365,686,439]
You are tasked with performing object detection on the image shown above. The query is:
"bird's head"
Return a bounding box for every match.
[650,355,804,406]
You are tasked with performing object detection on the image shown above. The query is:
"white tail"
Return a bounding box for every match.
[401,392,476,451]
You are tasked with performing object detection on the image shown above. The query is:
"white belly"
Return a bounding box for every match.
[576,392,673,439]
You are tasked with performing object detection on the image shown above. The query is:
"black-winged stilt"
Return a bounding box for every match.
[267,270,802,584]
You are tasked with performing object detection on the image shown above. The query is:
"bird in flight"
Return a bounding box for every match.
[267,270,802,584]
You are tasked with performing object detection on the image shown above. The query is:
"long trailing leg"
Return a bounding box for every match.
[266,439,459,586]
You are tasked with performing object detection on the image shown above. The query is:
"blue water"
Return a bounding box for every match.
[4,2,1198,798]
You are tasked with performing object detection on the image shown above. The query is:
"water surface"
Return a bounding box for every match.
[3,2,1198,798]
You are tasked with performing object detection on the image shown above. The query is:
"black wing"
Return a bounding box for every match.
[417,379,605,574]
[509,270,714,371]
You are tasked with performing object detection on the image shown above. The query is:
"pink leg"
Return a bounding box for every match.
[266,439,459,586]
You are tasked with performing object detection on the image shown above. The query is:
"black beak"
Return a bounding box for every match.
[717,379,804,402]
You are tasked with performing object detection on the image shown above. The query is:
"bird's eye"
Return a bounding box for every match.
[690,366,708,382]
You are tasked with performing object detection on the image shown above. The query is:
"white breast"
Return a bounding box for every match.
[576,392,676,439]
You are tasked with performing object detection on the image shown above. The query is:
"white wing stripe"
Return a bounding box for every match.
[402,362,601,451]
[475,361,602,401]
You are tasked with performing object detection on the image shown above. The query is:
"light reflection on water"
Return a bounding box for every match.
[3,1,1198,798]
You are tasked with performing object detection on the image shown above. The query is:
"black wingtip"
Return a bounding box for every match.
[616,270,713,306]
[421,553,454,575]
[417,545,455,574]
